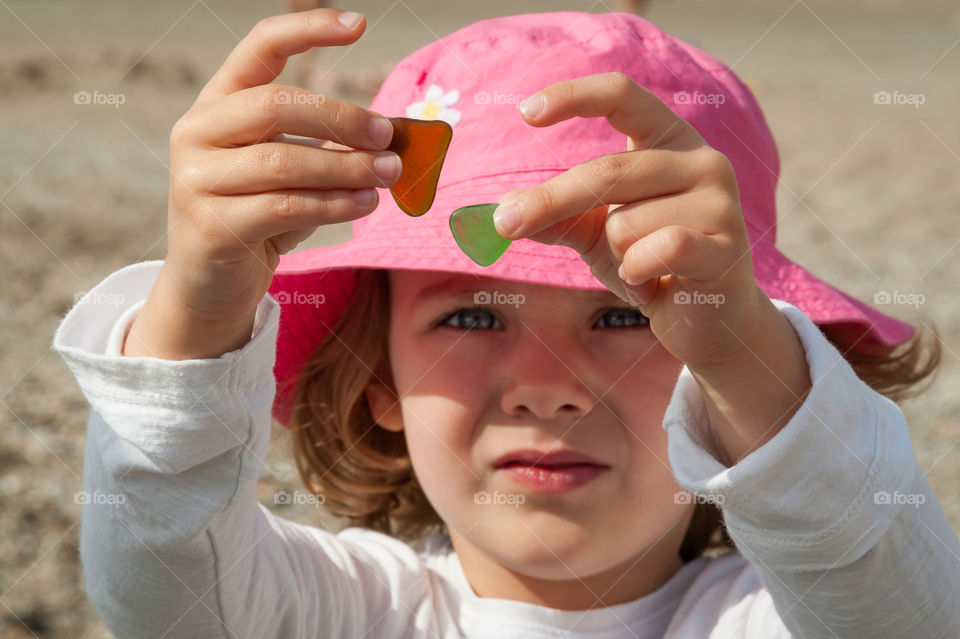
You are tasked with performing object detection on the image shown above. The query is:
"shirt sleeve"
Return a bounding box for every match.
[662,298,960,639]
[53,261,428,639]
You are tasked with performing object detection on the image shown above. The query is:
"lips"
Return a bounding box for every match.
[494,448,609,493]
[493,448,607,469]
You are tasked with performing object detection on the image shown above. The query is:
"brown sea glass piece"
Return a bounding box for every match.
[386,117,453,217]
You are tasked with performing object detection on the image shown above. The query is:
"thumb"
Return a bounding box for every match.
[520,200,610,257]
[497,188,607,260]
[617,271,660,308]
[498,188,527,205]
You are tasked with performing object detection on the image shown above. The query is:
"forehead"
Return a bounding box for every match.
[388,269,621,306]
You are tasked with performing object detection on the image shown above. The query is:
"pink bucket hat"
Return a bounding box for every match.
[268,11,915,425]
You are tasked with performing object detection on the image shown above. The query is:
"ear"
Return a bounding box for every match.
[364,381,404,433]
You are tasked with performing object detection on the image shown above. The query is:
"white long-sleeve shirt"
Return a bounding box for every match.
[53,260,960,639]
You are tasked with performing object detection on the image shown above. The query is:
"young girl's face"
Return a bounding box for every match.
[366,268,696,607]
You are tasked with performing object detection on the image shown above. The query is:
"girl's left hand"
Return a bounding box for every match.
[493,72,768,371]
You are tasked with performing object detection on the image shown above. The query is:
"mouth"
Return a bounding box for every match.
[496,463,608,493]
[494,449,609,493]
[493,448,607,469]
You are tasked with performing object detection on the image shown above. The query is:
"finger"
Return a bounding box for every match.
[520,71,702,151]
[221,187,379,240]
[493,146,707,240]
[196,9,366,107]
[602,189,730,261]
[194,85,393,149]
[196,144,401,195]
[619,225,734,285]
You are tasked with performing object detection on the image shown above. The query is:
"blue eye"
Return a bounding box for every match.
[594,308,649,329]
[439,307,648,330]
[442,308,503,330]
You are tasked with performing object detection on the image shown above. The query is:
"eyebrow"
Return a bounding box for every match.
[411,276,491,305]
[410,275,623,306]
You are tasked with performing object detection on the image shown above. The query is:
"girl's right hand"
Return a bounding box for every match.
[123,9,399,359]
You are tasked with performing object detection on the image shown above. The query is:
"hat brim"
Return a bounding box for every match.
[268,176,916,424]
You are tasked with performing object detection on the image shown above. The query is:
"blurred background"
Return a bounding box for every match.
[2,0,959,636]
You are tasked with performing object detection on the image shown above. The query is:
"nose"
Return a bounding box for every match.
[500,326,596,421]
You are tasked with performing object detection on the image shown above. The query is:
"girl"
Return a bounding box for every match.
[54,9,959,638]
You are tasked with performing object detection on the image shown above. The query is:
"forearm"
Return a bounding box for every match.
[54,261,282,635]
[664,296,960,636]
[688,292,812,465]
[750,471,960,638]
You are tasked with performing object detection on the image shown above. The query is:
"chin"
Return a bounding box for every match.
[484,512,609,578]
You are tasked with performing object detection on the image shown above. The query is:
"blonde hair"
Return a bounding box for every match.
[285,268,942,560]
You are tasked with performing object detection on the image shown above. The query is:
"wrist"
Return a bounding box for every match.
[687,290,812,464]
[122,267,259,360]
[686,282,769,376]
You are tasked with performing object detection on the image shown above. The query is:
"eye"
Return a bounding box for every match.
[594,307,649,329]
[438,306,648,331]
[440,307,504,330]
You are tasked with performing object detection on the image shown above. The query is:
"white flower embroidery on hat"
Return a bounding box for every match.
[406,84,461,126]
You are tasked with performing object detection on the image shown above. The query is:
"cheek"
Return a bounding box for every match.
[390,337,491,468]
[608,346,681,424]
[607,347,684,492]
[391,339,491,430]
[389,336,495,463]
[391,329,492,396]
[391,346,490,514]
[620,387,674,460]
[628,425,682,510]
[399,394,483,521]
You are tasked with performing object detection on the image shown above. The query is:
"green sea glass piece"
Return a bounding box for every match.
[449,203,512,266]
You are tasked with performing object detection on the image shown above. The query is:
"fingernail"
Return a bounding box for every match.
[493,203,521,236]
[374,153,402,180]
[625,286,644,306]
[519,94,544,119]
[353,188,377,205]
[618,263,633,286]
[369,117,393,146]
[338,11,364,29]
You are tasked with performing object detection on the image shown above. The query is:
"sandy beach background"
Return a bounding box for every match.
[2,0,959,636]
